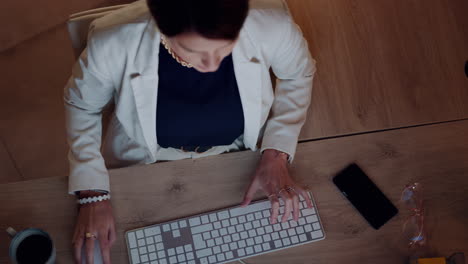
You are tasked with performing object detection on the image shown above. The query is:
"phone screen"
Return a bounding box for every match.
[333,163,398,229]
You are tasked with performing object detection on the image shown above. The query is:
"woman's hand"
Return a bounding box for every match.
[241,149,313,224]
[73,191,116,264]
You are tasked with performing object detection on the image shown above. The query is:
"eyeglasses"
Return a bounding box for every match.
[400,182,426,248]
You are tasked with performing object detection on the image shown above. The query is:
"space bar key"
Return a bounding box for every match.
[229,201,271,217]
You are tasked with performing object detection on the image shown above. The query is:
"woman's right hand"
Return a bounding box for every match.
[73,191,116,264]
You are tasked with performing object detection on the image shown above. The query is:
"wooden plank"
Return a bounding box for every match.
[288,0,468,140]
[1,120,467,263]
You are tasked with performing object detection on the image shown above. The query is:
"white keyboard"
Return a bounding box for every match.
[125,192,325,264]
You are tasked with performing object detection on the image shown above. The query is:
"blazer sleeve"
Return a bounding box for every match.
[260,11,317,163]
[64,28,115,194]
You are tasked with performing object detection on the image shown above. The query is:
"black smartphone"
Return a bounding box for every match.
[332,163,398,229]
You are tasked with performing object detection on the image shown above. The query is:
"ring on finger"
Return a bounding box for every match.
[85,232,97,240]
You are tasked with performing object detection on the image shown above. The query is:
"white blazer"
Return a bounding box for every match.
[65,0,316,194]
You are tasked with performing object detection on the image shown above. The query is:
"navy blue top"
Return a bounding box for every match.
[156,43,245,148]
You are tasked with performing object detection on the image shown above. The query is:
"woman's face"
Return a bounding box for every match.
[166,32,238,73]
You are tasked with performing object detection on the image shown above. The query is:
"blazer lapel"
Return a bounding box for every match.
[233,29,263,151]
[130,18,160,160]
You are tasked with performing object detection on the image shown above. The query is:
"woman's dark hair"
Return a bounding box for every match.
[147,0,249,40]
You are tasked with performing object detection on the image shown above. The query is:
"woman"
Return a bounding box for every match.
[65,0,316,262]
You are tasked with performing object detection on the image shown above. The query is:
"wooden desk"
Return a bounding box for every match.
[1,120,467,263]
[289,0,468,140]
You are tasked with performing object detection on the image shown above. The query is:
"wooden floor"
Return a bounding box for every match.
[1,0,468,183]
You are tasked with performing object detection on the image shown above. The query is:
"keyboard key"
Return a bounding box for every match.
[261,219,269,226]
[232,233,240,241]
[211,230,220,238]
[248,230,257,238]
[196,248,212,258]
[200,257,208,264]
[254,245,262,253]
[154,235,162,243]
[263,234,272,242]
[255,212,263,219]
[240,231,248,239]
[179,220,187,228]
[146,237,154,244]
[255,236,263,244]
[311,230,324,239]
[282,237,291,246]
[247,214,255,221]
[257,227,265,235]
[262,242,271,251]
[156,243,164,251]
[246,246,254,255]
[208,256,217,263]
[299,234,307,242]
[215,237,223,245]
[236,224,244,232]
[138,239,145,247]
[139,247,147,254]
[160,259,167,264]
[298,218,306,225]
[223,236,232,243]
[186,252,194,260]
[238,240,247,248]
[306,215,318,223]
[274,240,282,248]
[169,256,177,264]
[290,221,298,228]
[291,235,299,244]
[156,251,165,260]
[188,261,196,264]
[213,221,222,229]
[207,239,215,247]
[168,248,175,256]
[213,246,221,254]
[279,231,288,238]
[313,223,321,230]
[209,213,218,222]
[288,229,297,236]
[130,249,139,263]
[163,224,171,232]
[201,215,209,224]
[172,230,180,238]
[246,238,254,246]
[189,217,201,227]
[272,232,279,240]
[217,211,230,220]
[273,224,281,231]
[229,242,238,250]
[222,244,229,252]
[176,246,184,254]
[302,208,316,216]
[136,230,144,239]
[171,222,179,230]
[147,245,155,252]
[145,227,161,237]
[193,234,206,250]
[222,220,230,227]
[202,232,211,240]
[149,252,157,260]
[237,248,246,257]
[226,251,234,259]
[128,233,137,248]
[253,220,261,228]
[191,223,213,234]
[239,215,246,223]
[177,254,186,262]
[220,228,228,236]
[245,223,253,230]
[263,210,271,218]
[141,254,149,262]
[296,226,305,234]
[230,201,271,217]
[217,253,225,262]
[281,222,289,229]
[230,218,238,225]
[304,224,313,232]
[228,226,236,234]
[265,226,273,233]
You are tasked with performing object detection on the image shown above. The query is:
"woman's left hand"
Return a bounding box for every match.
[241,149,314,224]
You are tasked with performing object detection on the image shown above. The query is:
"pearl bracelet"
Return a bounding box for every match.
[77,194,111,205]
